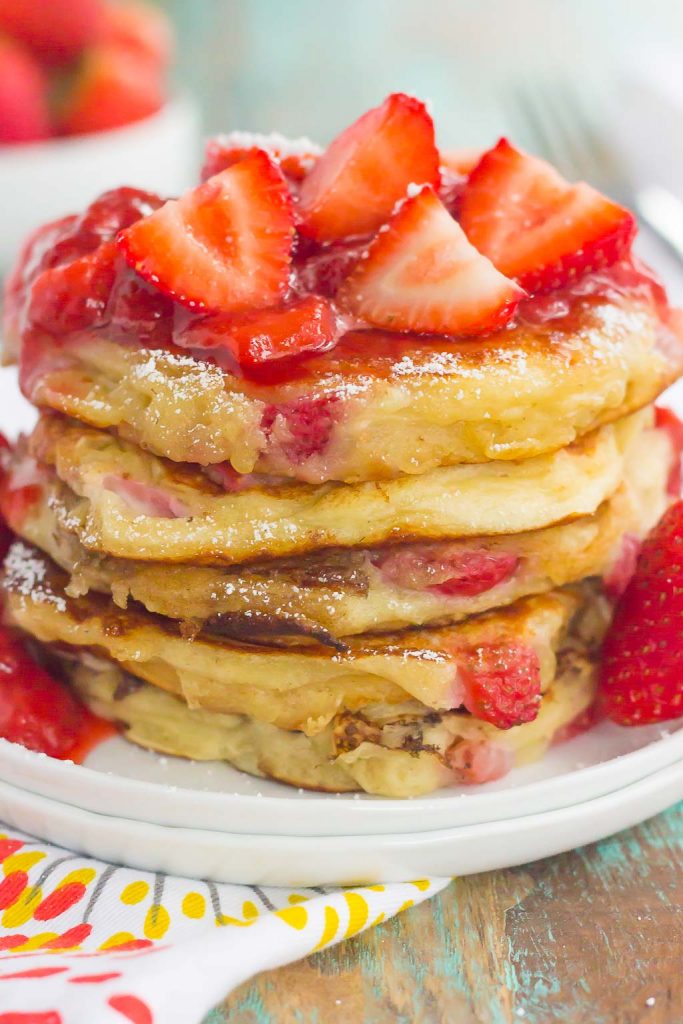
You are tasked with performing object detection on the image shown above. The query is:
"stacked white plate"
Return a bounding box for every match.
[1,722,681,885]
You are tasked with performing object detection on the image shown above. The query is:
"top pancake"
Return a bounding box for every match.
[22,288,683,483]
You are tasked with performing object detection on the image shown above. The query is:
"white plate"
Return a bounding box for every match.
[0,96,200,271]
[0,762,680,886]
[4,721,683,837]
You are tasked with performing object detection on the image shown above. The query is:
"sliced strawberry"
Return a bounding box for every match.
[202,133,321,184]
[294,240,365,297]
[338,186,524,336]
[452,641,542,729]
[373,545,518,596]
[459,138,637,294]
[118,151,295,312]
[298,93,440,242]
[261,394,341,464]
[176,295,337,370]
[102,475,190,519]
[447,740,513,784]
[600,501,683,725]
[551,702,603,746]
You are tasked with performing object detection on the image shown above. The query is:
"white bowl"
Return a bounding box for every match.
[0,94,201,271]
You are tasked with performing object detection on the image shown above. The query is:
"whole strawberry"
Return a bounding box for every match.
[600,501,683,724]
[0,35,50,144]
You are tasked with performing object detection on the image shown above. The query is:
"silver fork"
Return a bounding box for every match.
[510,80,683,265]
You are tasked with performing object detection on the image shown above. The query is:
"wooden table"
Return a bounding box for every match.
[208,802,682,1024]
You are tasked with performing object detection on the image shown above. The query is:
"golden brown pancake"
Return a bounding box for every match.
[5,415,672,642]
[3,542,591,734]
[23,408,650,566]
[21,292,683,483]
[60,643,600,797]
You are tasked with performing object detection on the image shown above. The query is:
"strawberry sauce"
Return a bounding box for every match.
[0,625,115,763]
[10,179,675,396]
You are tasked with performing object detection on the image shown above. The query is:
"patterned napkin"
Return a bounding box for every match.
[0,827,448,1023]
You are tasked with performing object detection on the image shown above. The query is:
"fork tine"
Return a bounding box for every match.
[555,85,625,191]
[509,80,629,203]
[512,84,579,178]
[552,86,610,184]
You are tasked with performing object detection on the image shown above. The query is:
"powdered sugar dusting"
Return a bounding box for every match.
[213,131,322,168]
[3,541,66,612]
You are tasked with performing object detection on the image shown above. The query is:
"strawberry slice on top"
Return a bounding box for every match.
[117,150,295,312]
[338,185,524,336]
[297,92,440,242]
[459,138,637,294]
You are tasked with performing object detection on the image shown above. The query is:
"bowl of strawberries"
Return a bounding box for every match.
[0,0,199,269]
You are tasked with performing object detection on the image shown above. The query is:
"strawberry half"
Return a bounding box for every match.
[454,641,542,729]
[459,138,637,294]
[338,186,524,336]
[600,501,683,725]
[117,151,295,312]
[298,93,440,242]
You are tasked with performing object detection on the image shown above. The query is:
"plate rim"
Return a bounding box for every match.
[0,760,680,885]
[2,720,682,837]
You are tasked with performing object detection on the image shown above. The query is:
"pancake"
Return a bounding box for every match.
[22,408,649,566]
[19,288,683,484]
[60,640,600,797]
[3,541,590,734]
[5,414,672,641]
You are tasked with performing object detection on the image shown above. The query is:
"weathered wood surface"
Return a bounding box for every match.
[207,802,682,1024]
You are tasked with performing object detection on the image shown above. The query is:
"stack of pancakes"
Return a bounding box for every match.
[3,287,682,797]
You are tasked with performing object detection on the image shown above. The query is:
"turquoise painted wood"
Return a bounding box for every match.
[204,803,683,1023]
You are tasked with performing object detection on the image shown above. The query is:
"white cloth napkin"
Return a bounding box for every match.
[0,826,448,1022]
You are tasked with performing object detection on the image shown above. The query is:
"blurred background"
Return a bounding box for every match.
[171,0,683,154]
[0,0,682,277]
